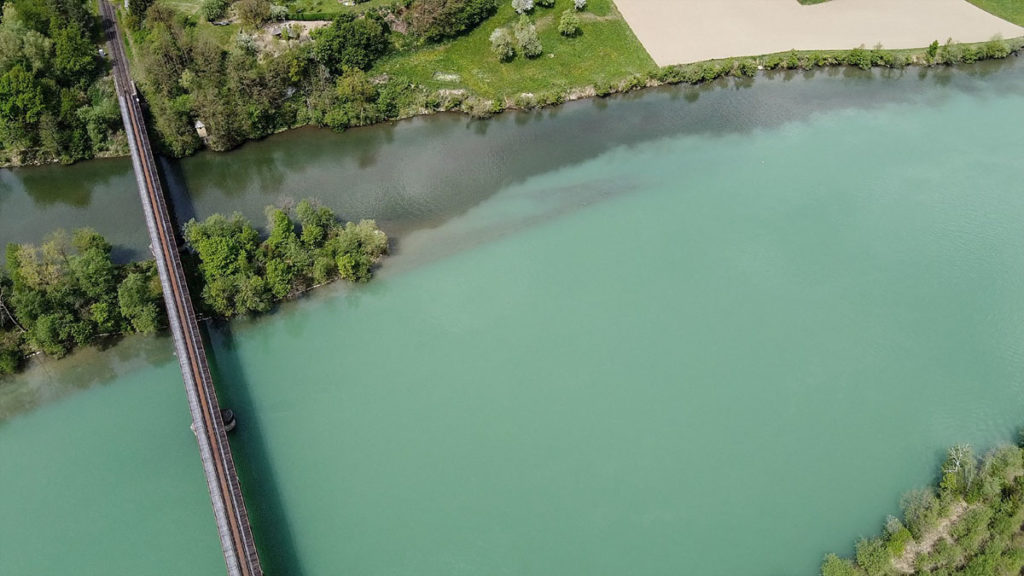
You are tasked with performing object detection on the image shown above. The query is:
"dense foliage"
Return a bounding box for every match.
[312,13,390,73]
[0,229,163,374]
[131,5,416,156]
[821,442,1024,576]
[407,0,498,41]
[183,200,387,317]
[0,0,122,164]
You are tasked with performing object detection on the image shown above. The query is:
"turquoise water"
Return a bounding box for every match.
[4,60,1024,575]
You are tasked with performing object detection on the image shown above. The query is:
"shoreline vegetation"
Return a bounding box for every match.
[821,442,1024,576]
[3,0,1024,166]
[0,199,387,377]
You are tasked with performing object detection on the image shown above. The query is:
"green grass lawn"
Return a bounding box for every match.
[374,0,656,101]
[287,0,393,16]
[967,0,1024,26]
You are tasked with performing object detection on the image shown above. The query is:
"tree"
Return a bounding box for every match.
[558,9,579,37]
[200,0,229,21]
[325,67,380,129]
[942,444,978,498]
[511,0,532,14]
[514,15,541,58]
[127,0,154,16]
[236,0,271,30]
[118,270,161,333]
[312,15,390,73]
[333,219,387,282]
[573,0,585,10]
[0,64,44,147]
[490,27,515,61]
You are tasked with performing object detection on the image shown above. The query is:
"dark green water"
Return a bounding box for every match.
[3,59,1024,575]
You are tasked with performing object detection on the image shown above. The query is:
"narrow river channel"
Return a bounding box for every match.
[3,58,1024,575]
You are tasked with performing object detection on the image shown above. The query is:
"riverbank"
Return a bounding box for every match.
[5,35,1023,169]
[6,59,1024,574]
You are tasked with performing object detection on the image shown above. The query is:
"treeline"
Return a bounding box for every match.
[131,0,495,156]
[0,229,164,375]
[821,442,1024,576]
[0,0,123,164]
[183,199,388,316]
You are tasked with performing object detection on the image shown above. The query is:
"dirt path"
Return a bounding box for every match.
[613,0,1024,66]
[892,500,970,575]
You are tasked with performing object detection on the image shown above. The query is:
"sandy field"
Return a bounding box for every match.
[614,0,1024,66]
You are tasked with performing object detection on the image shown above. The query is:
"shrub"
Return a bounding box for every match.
[558,10,579,37]
[855,537,891,576]
[200,0,229,21]
[737,59,757,77]
[269,4,289,20]
[821,553,859,576]
[902,488,943,539]
[490,27,516,61]
[927,40,940,60]
[846,47,872,70]
[983,36,1010,59]
[514,15,542,58]
[535,0,554,6]
[511,0,533,14]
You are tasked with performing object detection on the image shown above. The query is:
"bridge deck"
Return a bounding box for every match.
[99,3,263,575]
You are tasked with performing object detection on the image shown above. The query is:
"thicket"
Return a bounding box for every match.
[0,229,164,375]
[0,0,122,165]
[821,442,1024,576]
[183,200,388,317]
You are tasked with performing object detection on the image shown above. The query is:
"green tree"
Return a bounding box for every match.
[51,20,95,86]
[325,67,379,129]
[236,0,271,30]
[558,9,579,37]
[490,27,515,61]
[0,64,44,147]
[513,15,541,58]
[118,270,161,333]
[312,14,390,73]
[200,0,229,21]
[333,219,387,282]
[820,553,858,576]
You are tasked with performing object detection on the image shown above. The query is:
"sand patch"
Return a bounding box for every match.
[613,0,1024,66]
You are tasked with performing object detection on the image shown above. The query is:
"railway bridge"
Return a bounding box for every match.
[99,3,264,575]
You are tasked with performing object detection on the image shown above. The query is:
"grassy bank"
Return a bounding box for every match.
[375,0,655,101]
[968,0,1024,26]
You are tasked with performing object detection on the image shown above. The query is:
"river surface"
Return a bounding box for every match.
[3,59,1024,575]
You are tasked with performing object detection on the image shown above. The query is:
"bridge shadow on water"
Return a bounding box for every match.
[204,321,307,576]
[161,156,306,574]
